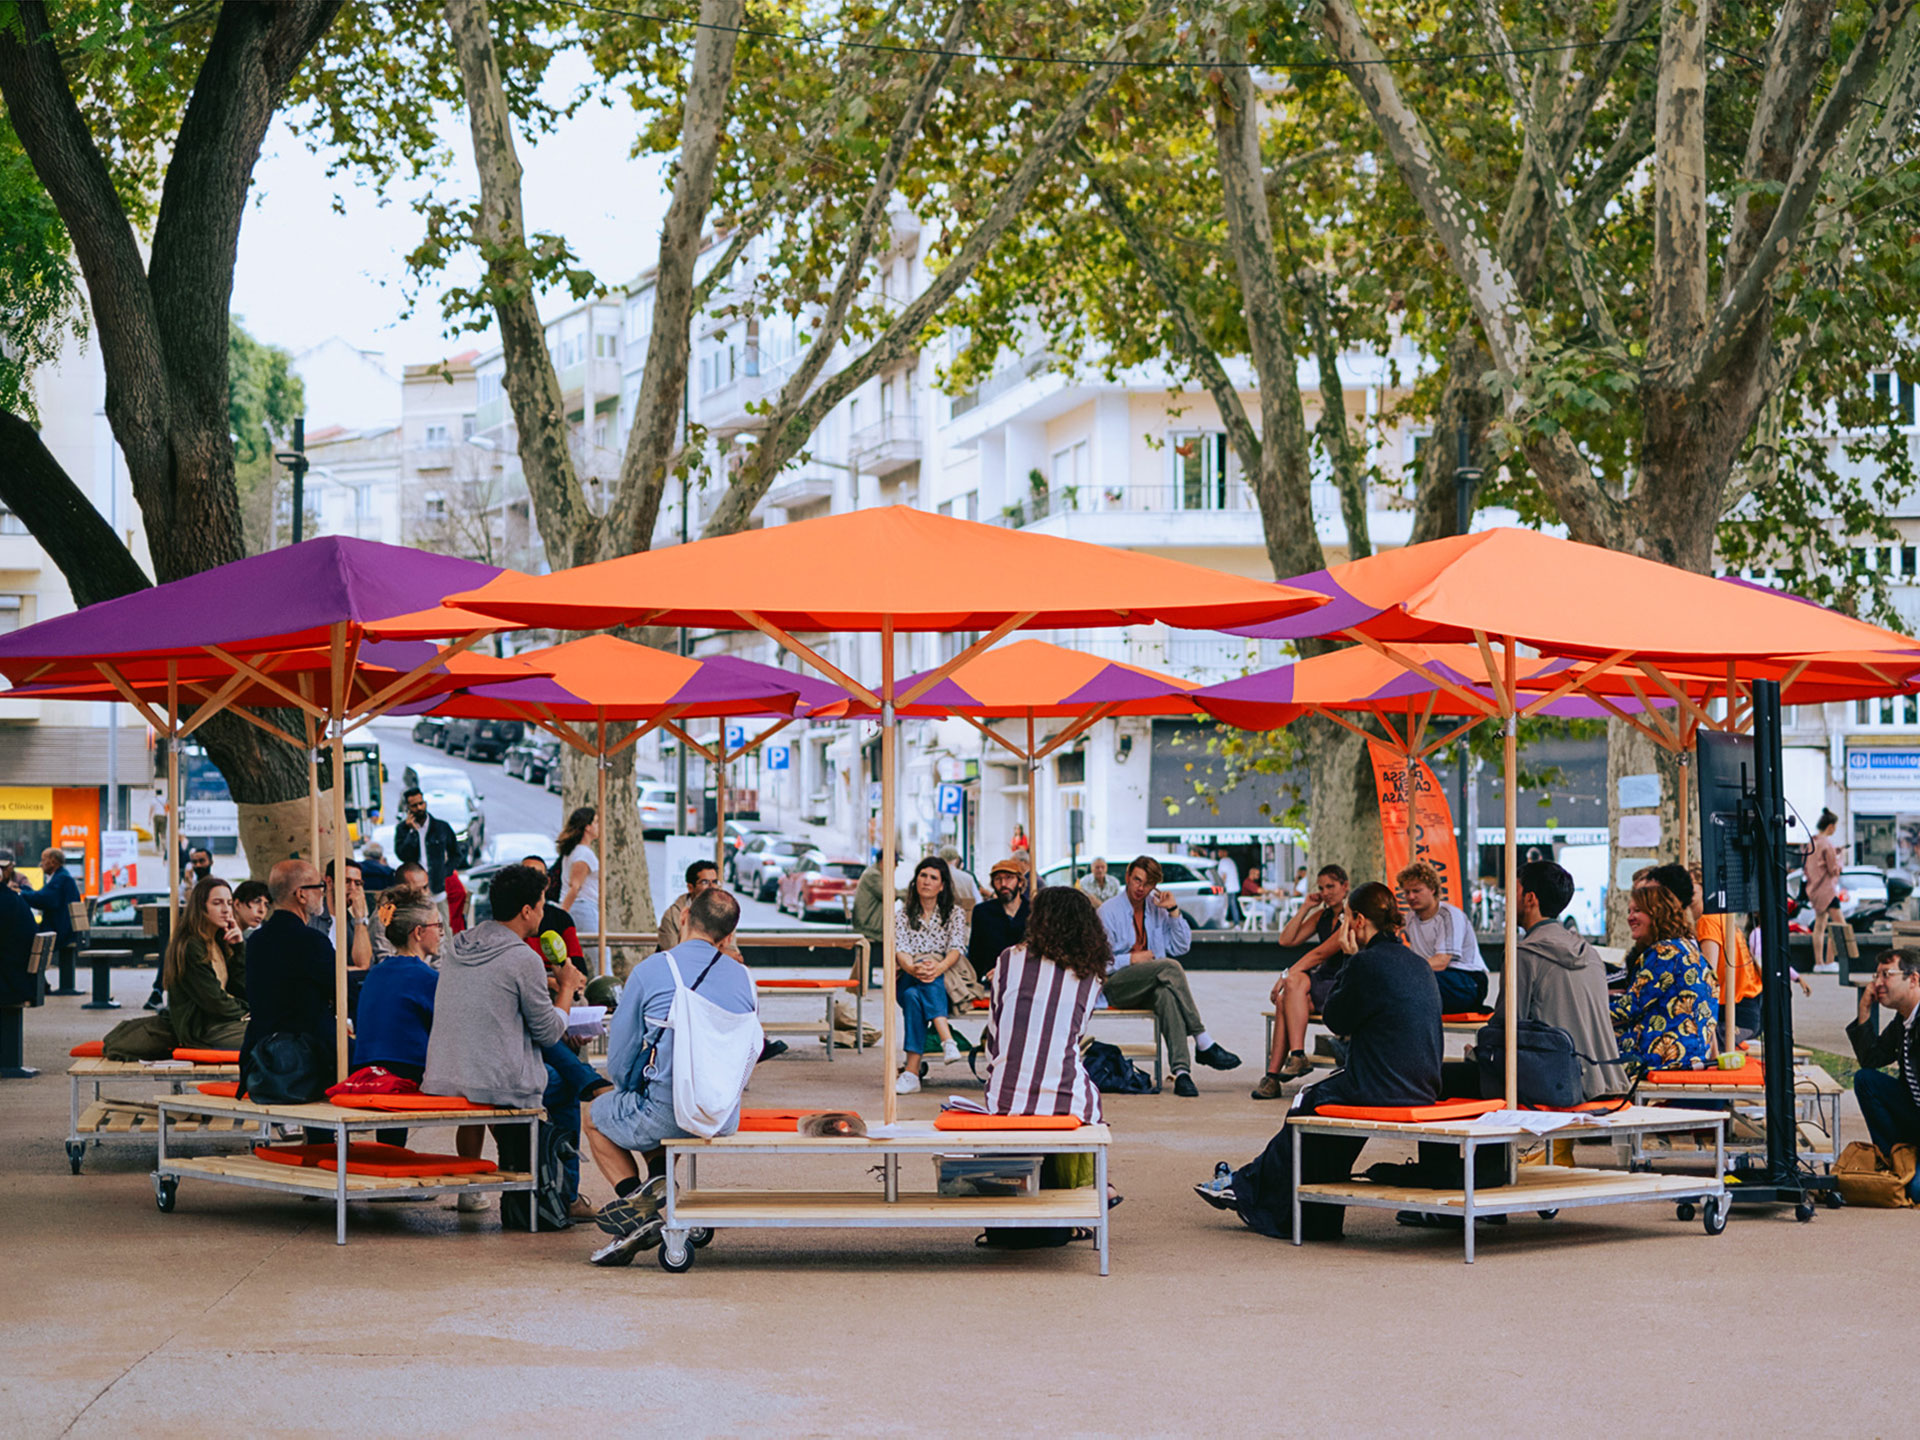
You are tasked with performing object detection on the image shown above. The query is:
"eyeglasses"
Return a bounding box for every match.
[298,883,327,893]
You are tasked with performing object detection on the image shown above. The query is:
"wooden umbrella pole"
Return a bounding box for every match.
[1026,713,1038,899]
[300,676,320,866]
[330,624,350,1084]
[881,621,899,1126]
[1502,636,1520,1110]
[597,716,609,980]
[716,737,729,877]
[166,662,180,940]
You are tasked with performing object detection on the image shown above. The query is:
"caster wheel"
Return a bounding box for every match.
[1702,1196,1727,1235]
[1823,1189,1846,1210]
[1536,1209,1559,1221]
[1675,1202,1696,1223]
[688,1227,714,1249]
[154,1178,178,1213]
[1795,1198,1817,1223]
[658,1234,695,1273]
[66,1142,85,1176]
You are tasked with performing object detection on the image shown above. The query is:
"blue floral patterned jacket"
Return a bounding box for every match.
[1611,936,1718,1070]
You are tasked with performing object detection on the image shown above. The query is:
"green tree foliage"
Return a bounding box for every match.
[228,319,305,554]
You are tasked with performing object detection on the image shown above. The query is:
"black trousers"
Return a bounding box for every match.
[1230,1081,1368,1241]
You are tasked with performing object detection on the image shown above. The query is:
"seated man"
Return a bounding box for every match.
[655,859,742,960]
[519,854,585,967]
[583,887,756,1265]
[967,857,1029,980]
[1195,881,1441,1240]
[309,858,374,969]
[232,880,272,938]
[1398,862,1490,1015]
[423,863,588,1228]
[1257,863,1350,1095]
[1096,855,1239,1097]
[1848,950,1920,1201]
[238,860,338,1100]
[1491,860,1625,1100]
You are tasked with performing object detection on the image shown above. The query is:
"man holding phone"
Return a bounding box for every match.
[1256,864,1351,1097]
[1097,855,1240,1096]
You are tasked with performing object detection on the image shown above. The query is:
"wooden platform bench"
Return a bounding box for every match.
[1628,1062,1843,1169]
[657,1119,1113,1275]
[66,1058,265,1174]
[151,1094,542,1245]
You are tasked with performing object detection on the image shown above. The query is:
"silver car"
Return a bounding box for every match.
[1038,854,1229,929]
[734,835,814,901]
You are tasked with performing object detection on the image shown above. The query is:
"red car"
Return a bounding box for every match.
[777,853,866,920]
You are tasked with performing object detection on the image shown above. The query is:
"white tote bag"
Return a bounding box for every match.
[664,950,764,1138]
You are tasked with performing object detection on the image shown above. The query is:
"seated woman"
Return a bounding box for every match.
[1194,881,1441,1241]
[893,857,968,1094]
[354,892,444,1150]
[164,877,250,1052]
[982,885,1119,1218]
[1612,880,1717,1070]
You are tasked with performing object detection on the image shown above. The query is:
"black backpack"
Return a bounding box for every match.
[1083,1039,1158,1095]
[1472,1019,1584,1110]
[500,1125,577,1232]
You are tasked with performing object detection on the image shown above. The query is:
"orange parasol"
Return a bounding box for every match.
[449,508,1329,1121]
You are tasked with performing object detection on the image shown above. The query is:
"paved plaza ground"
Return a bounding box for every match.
[2,965,1909,1437]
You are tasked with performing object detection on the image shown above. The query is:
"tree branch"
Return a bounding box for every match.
[702,0,1172,538]
[605,0,747,558]
[1299,277,1371,559]
[0,411,152,605]
[1263,141,1341,195]
[1645,0,1713,374]
[1721,0,1830,285]
[445,0,597,569]
[1692,0,1920,386]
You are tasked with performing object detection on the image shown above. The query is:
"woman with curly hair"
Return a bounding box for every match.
[983,885,1110,1123]
[164,877,249,1051]
[1612,881,1718,1070]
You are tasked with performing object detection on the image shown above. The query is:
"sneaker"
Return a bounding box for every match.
[1812,962,1840,974]
[1172,1072,1199,1097]
[1214,1160,1232,1181]
[758,1038,789,1062]
[1194,1175,1238,1210]
[941,1038,963,1065]
[455,1191,491,1213]
[1277,1052,1316,1082]
[588,1217,663,1266]
[894,1069,922,1095]
[1195,1042,1242,1071]
[1251,1073,1286,1100]
[595,1174,667,1236]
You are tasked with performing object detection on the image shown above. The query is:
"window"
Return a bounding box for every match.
[0,595,22,634]
[1055,750,1086,785]
[460,414,476,440]
[424,424,449,447]
[424,494,447,521]
[1872,371,1917,426]
[595,332,617,360]
[1408,431,1431,471]
[1051,439,1089,496]
[0,508,27,536]
[963,491,979,522]
[626,292,655,345]
[593,422,609,450]
[1856,694,1920,728]
[938,499,953,517]
[745,319,760,377]
[1169,430,1229,509]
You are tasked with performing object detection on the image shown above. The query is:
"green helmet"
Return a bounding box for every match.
[584,975,620,1009]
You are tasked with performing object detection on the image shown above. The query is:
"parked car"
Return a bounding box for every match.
[402,762,487,865]
[716,820,782,880]
[443,717,524,762]
[638,783,699,838]
[547,757,567,795]
[482,831,558,867]
[1838,864,1889,919]
[734,835,814,901]
[411,716,449,748]
[778,854,867,920]
[88,888,173,928]
[1038,853,1229,929]
[503,735,560,784]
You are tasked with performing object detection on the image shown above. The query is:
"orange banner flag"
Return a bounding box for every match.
[1367,739,1464,909]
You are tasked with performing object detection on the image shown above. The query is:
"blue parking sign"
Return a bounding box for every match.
[766,745,790,771]
[725,723,746,750]
[936,782,964,815]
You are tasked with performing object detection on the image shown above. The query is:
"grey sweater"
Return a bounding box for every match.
[1495,919,1628,1099]
[422,920,567,1108]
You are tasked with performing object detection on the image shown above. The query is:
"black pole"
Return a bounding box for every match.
[676,470,691,839]
[1452,419,1481,891]
[277,417,309,545]
[1750,679,1798,1183]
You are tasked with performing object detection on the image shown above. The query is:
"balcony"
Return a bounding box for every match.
[557,356,624,415]
[850,414,922,477]
[410,444,454,473]
[475,395,507,434]
[763,465,836,512]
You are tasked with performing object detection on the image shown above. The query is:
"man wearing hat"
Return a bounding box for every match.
[967,858,1031,981]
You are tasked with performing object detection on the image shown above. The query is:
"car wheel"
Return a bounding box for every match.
[759,880,776,902]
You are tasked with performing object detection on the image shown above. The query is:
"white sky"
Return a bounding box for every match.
[230,52,673,368]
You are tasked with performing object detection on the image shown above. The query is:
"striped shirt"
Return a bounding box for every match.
[982,944,1103,1123]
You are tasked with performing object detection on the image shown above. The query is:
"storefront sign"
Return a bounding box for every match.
[1847,750,1920,787]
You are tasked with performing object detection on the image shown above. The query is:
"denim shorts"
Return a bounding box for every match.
[590,1085,696,1153]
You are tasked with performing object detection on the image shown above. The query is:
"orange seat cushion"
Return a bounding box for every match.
[327,1092,497,1112]
[197,1081,240,1098]
[1646,1060,1763,1086]
[737,1108,833,1132]
[933,1113,1082,1131]
[69,1040,105,1058]
[172,1047,241,1064]
[1314,1098,1505,1123]
[253,1143,498,1177]
[753,978,856,989]
[1441,1013,1494,1025]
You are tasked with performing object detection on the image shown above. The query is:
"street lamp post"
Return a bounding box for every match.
[1453,419,1482,899]
[274,417,310,545]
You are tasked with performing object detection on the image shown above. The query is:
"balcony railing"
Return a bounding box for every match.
[850,414,922,476]
[989,479,1356,529]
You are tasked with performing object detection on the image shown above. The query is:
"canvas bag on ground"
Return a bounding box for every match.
[1834,1141,1917,1208]
[664,950,763,1137]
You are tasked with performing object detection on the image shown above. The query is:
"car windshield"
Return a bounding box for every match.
[1158,863,1200,883]
[823,863,864,880]
[774,842,810,857]
[412,767,472,796]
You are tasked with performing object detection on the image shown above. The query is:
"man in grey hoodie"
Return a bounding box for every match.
[1493,860,1626,1100]
[424,864,583,1214]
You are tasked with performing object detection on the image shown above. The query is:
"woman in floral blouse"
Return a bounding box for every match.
[893,856,968,1094]
[1612,881,1718,1070]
